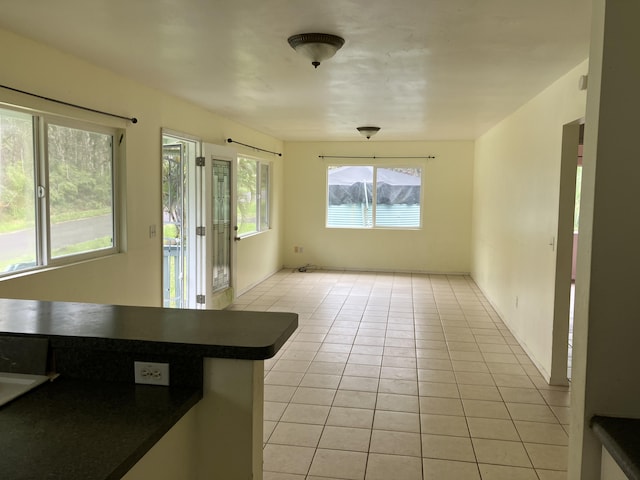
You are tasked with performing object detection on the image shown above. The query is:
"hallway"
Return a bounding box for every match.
[229,270,570,480]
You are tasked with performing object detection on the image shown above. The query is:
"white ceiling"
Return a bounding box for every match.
[0,0,591,141]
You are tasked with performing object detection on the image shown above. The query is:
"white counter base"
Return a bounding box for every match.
[123,358,264,480]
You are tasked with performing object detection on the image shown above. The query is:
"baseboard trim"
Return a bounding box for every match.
[236,268,283,297]
[281,265,471,276]
[469,277,561,386]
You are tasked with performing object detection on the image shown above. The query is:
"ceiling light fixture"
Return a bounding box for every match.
[357,126,381,140]
[287,33,345,68]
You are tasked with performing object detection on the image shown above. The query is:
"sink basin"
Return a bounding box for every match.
[0,372,49,407]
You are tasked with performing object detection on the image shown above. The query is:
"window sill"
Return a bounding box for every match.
[0,252,123,281]
[237,229,271,240]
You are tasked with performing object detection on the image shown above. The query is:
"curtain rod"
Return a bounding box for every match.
[227,138,282,156]
[0,84,138,124]
[319,155,435,160]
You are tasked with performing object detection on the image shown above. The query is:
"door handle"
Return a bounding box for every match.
[234,236,242,242]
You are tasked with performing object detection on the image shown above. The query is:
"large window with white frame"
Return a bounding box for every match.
[0,106,119,275]
[326,165,422,228]
[236,155,270,236]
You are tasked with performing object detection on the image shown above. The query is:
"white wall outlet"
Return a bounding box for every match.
[134,361,169,386]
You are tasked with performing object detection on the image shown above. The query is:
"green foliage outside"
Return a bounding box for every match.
[0,112,35,229]
[574,165,583,233]
[47,124,113,218]
[1,113,113,234]
[0,235,112,271]
[0,207,110,234]
[237,157,257,235]
[51,236,112,258]
[237,202,257,235]
[1,110,115,272]
[162,142,184,232]
[163,223,179,239]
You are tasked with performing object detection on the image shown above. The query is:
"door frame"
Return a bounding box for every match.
[161,129,201,309]
[550,119,583,385]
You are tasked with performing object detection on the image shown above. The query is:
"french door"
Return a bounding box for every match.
[162,133,236,309]
[199,143,237,308]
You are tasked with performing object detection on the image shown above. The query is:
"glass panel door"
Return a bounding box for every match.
[162,137,235,309]
[162,134,198,308]
[212,159,231,292]
[201,143,237,308]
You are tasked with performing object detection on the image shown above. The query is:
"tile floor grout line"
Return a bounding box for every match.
[256,270,569,479]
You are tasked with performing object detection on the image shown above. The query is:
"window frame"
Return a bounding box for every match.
[326,164,423,230]
[236,155,270,238]
[0,105,121,277]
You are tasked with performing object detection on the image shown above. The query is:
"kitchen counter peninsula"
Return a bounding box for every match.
[0,298,298,480]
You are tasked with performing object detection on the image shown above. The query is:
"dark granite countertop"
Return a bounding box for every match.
[0,297,298,479]
[0,378,202,480]
[591,415,640,480]
[0,298,298,360]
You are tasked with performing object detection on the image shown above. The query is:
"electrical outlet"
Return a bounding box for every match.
[134,361,169,386]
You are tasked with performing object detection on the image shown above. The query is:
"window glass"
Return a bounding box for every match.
[237,156,269,236]
[48,124,114,258]
[327,165,422,229]
[0,106,119,276]
[259,162,269,231]
[0,108,37,272]
[327,166,373,227]
[574,164,582,233]
[375,167,421,228]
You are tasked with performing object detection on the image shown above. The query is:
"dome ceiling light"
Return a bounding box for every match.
[287,33,345,68]
[357,126,381,139]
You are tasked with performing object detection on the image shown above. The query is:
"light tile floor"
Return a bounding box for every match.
[229,270,571,480]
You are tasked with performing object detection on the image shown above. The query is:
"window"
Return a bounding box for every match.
[237,156,269,236]
[0,106,119,275]
[327,165,422,228]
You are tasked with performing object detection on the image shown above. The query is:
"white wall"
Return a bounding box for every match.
[0,28,283,306]
[472,60,588,380]
[283,141,474,273]
[570,1,640,477]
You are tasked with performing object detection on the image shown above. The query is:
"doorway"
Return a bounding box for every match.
[161,133,237,309]
[568,125,584,379]
[162,133,198,308]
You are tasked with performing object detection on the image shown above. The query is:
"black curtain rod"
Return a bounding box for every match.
[319,155,435,160]
[0,84,138,124]
[227,138,282,156]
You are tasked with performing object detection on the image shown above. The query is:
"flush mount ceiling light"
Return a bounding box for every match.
[287,33,345,68]
[357,126,381,139]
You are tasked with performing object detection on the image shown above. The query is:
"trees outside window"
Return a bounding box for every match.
[237,156,269,236]
[0,107,119,274]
